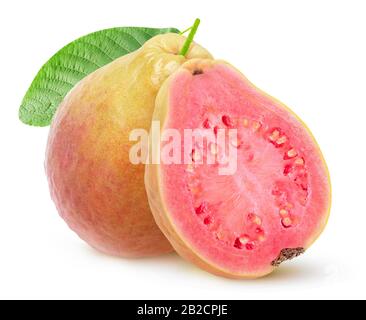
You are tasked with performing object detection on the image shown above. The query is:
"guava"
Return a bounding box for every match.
[145,59,331,278]
[46,34,212,257]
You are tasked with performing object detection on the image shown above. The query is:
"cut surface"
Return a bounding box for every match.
[148,60,331,277]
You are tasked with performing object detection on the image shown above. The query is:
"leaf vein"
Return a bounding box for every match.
[103,34,131,53]
[78,39,115,61]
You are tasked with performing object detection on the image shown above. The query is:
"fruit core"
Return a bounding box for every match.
[184,113,309,253]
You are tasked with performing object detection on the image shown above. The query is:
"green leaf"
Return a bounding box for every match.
[19,27,179,126]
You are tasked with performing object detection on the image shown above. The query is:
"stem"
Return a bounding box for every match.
[179,18,201,56]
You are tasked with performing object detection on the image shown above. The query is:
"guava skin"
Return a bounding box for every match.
[46,34,212,258]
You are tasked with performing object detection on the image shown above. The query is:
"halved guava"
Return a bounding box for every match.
[145,59,331,278]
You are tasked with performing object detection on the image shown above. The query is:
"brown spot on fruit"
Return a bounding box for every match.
[271,248,305,267]
[193,69,203,75]
[243,118,249,127]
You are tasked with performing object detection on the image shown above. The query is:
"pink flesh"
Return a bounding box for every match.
[160,64,330,275]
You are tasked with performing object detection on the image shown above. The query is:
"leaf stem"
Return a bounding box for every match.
[179,18,201,57]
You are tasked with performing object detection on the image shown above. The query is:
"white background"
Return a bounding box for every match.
[1,0,365,300]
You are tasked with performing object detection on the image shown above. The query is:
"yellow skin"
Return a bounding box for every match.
[46,34,212,258]
[145,59,331,278]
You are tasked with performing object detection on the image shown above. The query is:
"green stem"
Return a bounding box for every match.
[179,18,201,56]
